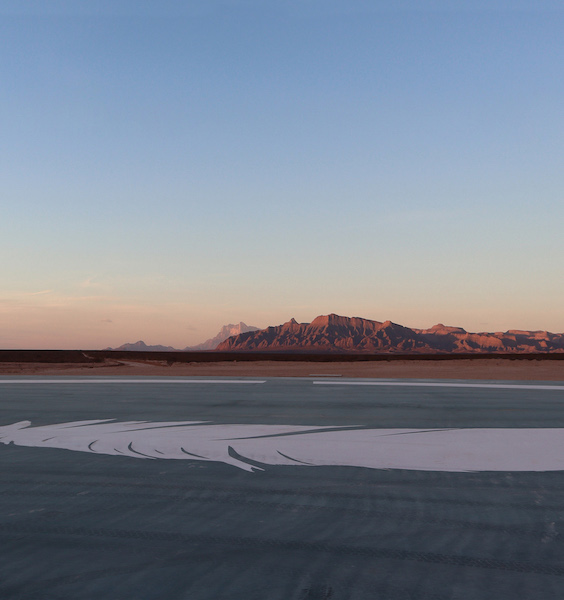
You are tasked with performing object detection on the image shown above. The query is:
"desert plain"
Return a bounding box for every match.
[1,353,563,380]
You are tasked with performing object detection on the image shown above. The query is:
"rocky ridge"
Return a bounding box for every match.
[216,314,564,354]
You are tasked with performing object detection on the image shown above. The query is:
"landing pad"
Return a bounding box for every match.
[2,377,564,599]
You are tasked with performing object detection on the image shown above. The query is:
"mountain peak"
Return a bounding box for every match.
[186,322,260,351]
[310,313,352,327]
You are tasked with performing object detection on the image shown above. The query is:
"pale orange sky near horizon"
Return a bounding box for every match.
[1,288,562,350]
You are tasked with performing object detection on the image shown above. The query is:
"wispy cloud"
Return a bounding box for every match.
[0,290,120,312]
[24,290,53,296]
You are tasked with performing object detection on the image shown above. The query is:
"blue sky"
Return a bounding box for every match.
[1,1,563,348]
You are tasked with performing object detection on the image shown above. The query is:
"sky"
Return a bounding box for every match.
[1,0,563,349]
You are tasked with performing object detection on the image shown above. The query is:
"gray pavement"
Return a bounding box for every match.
[2,376,564,599]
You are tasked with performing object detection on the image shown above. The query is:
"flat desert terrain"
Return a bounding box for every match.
[1,357,563,380]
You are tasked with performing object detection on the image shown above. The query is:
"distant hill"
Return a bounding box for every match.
[106,322,260,352]
[106,341,178,352]
[215,314,564,354]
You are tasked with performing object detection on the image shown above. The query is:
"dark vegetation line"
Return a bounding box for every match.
[1,349,564,364]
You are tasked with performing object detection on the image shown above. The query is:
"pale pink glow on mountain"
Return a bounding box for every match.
[185,322,260,351]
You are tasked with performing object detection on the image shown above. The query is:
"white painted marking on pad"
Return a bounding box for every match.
[314,381,564,391]
[309,374,343,377]
[4,420,564,473]
[0,379,265,384]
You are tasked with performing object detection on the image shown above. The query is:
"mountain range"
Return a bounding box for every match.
[107,314,564,354]
[216,314,564,354]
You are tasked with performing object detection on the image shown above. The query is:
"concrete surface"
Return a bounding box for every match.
[2,377,564,599]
